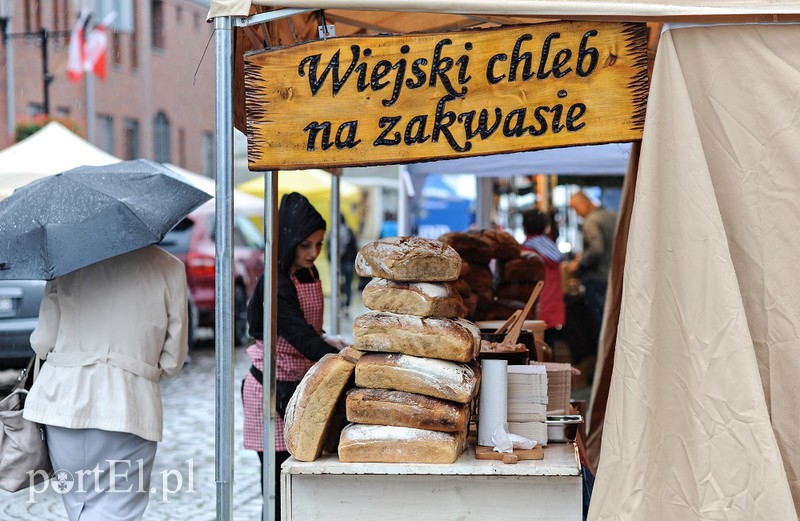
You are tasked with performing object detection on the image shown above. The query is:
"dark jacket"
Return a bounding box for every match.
[247,192,336,365]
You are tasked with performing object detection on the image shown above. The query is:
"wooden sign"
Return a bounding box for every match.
[244,21,648,170]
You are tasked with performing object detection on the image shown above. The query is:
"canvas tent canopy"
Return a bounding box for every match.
[407,143,632,177]
[207,5,800,521]
[0,122,119,199]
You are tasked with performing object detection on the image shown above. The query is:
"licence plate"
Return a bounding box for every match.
[0,297,13,313]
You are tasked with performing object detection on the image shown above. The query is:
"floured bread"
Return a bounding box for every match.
[355,237,461,282]
[353,311,480,362]
[284,353,356,462]
[346,388,470,432]
[338,424,465,464]
[338,345,364,362]
[355,352,479,403]
[362,278,466,318]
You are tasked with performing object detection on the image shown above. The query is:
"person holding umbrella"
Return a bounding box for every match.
[0,160,210,520]
[243,192,347,520]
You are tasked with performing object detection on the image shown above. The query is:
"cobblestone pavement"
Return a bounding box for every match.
[0,345,263,521]
[0,297,361,520]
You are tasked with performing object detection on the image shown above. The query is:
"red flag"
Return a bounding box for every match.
[67,13,89,83]
[84,13,116,80]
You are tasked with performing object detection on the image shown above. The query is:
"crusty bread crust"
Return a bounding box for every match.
[362,279,466,318]
[284,353,356,462]
[345,388,470,432]
[338,424,466,464]
[355,237,461,282]
[353,311,480,362]
[355,352,479,403]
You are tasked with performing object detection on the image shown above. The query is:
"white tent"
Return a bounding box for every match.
[165,163,265,218]
[0,122,121,199]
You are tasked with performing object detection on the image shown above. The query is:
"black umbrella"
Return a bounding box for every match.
[0,159,212,280]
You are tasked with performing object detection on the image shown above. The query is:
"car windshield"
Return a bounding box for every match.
[160,219,194,254]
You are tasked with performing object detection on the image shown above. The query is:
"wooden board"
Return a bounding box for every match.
[244,21,649,170]
[474,444,544,462]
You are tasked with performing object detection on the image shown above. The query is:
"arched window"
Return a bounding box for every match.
[154,111,171,163]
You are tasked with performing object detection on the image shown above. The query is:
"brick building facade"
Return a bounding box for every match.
[0,0,216,176]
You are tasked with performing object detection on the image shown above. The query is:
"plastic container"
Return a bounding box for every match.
[545,415,583,442]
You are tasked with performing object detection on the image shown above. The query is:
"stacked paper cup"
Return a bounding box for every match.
[337,237,482,464]
[506,365,549,445]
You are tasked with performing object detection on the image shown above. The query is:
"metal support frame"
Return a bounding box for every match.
[214,9,316,521]
[330,175,340,336]
[214,15,235,521]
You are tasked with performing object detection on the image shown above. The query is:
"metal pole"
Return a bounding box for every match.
[397,166,410,236]
[262,170,278,521]
[476,177,494,229]
[3,19,14,138]
[40,27,51,117]
[214,15,234,521]
[85,72,95,142]
[330,174,340,336]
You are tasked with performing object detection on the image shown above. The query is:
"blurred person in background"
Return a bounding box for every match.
[328,214,359,310]
[243,192,346,521]
[522,208,566,348]
[568,191,617,370]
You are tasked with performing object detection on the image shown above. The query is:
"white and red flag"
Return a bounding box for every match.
[66,12,89,83]
[83,12,116,80]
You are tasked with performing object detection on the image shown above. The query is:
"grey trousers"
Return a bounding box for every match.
[46,426,157,521]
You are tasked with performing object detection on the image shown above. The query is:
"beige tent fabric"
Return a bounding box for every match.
[584,140,639,468]
[589,24,800,520]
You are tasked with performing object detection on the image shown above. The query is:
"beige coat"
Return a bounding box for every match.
[23,246,188,442]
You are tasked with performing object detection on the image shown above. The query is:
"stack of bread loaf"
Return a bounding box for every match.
[339,236,482,464]
[437,232,493,320]
[437,229,544,322]
[491,252,547,321]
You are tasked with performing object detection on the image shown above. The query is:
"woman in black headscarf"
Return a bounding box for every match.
[242,192,344,519]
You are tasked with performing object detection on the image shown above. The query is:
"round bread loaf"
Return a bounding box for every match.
[438,232,493,264]
[502,255,546,282]
[362,278,466,318]
[283,353,356,462]
[355,352,479,403]
[468,229,522,260]
[353,311,481,362]
[355,236,461,282]
[462,263,494,292]
[345,388,470,432]
[338,424,466,464]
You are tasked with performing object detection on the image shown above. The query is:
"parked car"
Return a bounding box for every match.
[159,206,265,347]
[0,279,46,369]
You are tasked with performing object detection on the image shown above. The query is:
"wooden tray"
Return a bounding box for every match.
[474,444,544,464]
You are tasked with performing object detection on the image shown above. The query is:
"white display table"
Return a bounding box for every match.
[281,442,582,521]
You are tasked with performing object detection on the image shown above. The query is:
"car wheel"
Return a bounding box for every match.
[187,298,200,350]
[234,284,249,347]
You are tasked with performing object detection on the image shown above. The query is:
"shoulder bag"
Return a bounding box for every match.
[0,356,53,492]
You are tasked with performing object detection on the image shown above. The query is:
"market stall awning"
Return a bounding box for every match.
[209,1,800,21]
[407,143,632,177]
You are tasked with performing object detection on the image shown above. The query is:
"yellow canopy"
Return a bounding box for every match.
[238,170,363,294]
[237,169,361,230]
